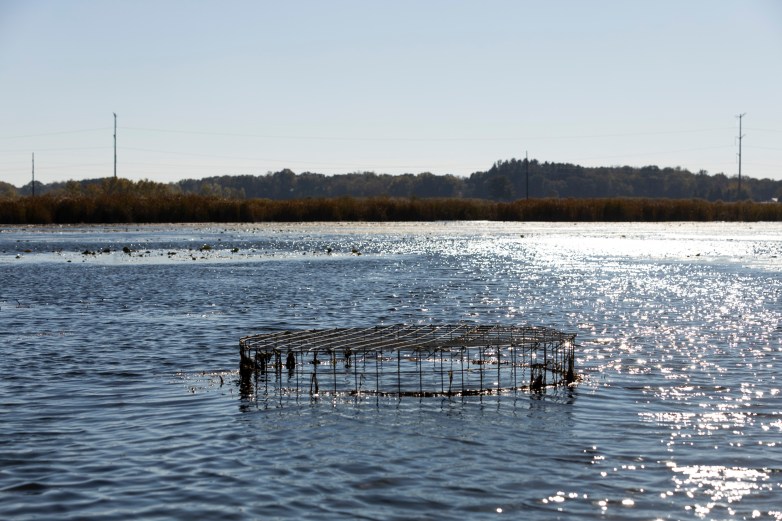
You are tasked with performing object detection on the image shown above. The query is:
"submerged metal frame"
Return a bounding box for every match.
[239,324,576,401]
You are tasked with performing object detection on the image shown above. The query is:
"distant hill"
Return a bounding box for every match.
[6,158,782,202]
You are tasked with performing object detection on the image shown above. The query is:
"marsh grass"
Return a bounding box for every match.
[1,193,780,224]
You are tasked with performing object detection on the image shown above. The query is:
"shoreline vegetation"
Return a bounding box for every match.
[5,159,782,202]
[2,192,781,224]
[2,159,781,223]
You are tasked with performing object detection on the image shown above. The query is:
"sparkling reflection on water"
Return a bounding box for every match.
[0,222,781,520]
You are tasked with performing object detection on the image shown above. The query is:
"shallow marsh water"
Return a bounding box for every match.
[1,222,781,520]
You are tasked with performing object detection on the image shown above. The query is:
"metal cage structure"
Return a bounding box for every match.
[239,324,576,402]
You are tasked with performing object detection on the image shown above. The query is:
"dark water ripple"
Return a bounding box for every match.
[1,223,781,520]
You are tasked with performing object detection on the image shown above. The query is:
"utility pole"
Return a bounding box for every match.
[525,151,529,200]
[31,152,35,197]
[113,112,117,179]
[736,112,745,200]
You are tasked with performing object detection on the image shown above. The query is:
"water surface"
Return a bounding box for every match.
[1,222,781,520]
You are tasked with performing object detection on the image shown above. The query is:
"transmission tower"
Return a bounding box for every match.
[736,113,745,200]
[113,112,117,179]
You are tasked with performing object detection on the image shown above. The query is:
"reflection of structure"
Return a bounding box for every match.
[240,324,576,403]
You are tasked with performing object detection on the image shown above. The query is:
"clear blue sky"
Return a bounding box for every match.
[1,0,780,187]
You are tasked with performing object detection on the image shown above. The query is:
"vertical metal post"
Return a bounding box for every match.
[497,342,502,394]
[264,350,268,394]
[354,349,359,395]
[460,348,465,396]
[479,346,484,392]
[376,350,381,395]
[543,341,548,386]
[440,349,444,394]
[418,350,423,396]
[397,349,401,398]
[254,349,259,401]
[557,335,565,381]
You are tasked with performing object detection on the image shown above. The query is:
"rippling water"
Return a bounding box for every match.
[1,222,780,520]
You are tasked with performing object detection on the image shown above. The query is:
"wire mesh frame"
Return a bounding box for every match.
[239,324,576,401]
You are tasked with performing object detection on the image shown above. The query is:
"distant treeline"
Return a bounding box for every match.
[2,189,781,224]
[5,158,782,202]
[177,161,780,202]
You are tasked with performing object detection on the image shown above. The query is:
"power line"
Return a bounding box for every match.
[118,125,734,142]
[0,146,110,153]
[744,127,782,133]
[117,146,471,169]
[572,144,733,164]
[745,145,782,152]
[0,128,109,139]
